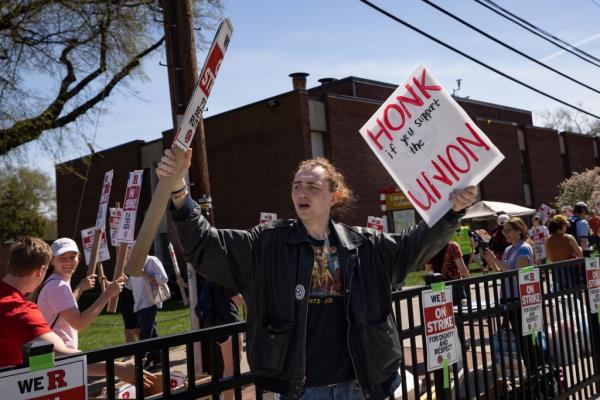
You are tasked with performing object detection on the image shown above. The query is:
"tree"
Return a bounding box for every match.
[537,107,600,135]
[555,167,600,211]
[0,0,224,157]
[0,167,56,241]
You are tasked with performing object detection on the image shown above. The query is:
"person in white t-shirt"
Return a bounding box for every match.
[37,238,126,349]
[126,255,168,369]
[528,214,549,264]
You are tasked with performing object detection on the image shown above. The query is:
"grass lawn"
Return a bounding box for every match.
[78,296,191,351]
[403,263,484,287]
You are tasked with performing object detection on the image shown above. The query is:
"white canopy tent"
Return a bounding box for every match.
[462,200,536,220]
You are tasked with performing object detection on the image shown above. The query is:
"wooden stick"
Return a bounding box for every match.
[107,243,129,313]
[97,263,107,292]
[168,242,189,305]
[86,229,103,276]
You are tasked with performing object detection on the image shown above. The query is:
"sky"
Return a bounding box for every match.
[23,0,600,180]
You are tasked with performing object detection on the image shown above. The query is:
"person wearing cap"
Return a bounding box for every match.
[489,214,510,261]
[569,202,590,256]
[0,236,155,387]
[36,237,127,349]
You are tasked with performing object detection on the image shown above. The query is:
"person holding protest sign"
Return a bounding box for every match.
[528,214,549,265]
[0,237,155,387]
[37,238,127,350]
[157,148,477,400]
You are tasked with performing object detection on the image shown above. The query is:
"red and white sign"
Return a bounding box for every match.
[108,207,123,247]
[367,216,385,233]
[94,170,114,230]
[259,212,277,225]
[359,65,504,226]
[529,226,548,261]
[0,355,87,399]
[518,268,543,336]
[537,203,554,224]
[586,257,600,313]
[173,18,233,150]
[422,287,458,371]
[115,170,143,244]
[81,227,110,265]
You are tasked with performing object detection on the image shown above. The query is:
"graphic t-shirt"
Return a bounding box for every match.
[305,235,355,386]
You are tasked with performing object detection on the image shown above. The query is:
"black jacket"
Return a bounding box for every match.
[172,197,461,399]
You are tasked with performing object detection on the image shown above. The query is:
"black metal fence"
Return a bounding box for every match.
[32,258,600,399]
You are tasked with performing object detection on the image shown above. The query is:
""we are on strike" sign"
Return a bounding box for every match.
[359,64,504,226]
[422,286,458,371]
[586,257,600,314]
[519,268,543,336]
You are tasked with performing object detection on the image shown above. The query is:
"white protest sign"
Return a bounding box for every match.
[519,268,543,337]
[367,216,385,233]
[260,212,277,225]
[0,355,87,399]
[422,286,458,371]
[115,170,143,244]
[359,64,504,226]
[173,18,233,149]
[529,226,548,261]
[537,203,554,224]
[81,227,110,265]
[586,257,600,314]
[94,170,114,230]
[108,207,123,247]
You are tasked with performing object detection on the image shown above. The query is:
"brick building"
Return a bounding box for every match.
[55,74,600,281]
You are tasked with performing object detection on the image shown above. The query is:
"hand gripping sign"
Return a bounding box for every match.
[422,283,458,389]
[519,267,543,343]
[586,257,600,322]
[125,18,233,277]
[359,65,504,226]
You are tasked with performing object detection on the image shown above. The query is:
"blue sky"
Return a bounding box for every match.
[27,0,600,178]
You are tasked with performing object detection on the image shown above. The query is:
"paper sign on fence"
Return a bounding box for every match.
[518,268,543,336]
[422,287,458,371]
[260,212,277,225]
[0,355,87,400]
[81,227,110,265]
[359,64,504,226]
[115,170,143,244]
[94,170,113,231]
[586,258,600,313]
[367,216,385,233]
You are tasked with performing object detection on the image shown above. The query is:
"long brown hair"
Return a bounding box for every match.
[295,157,355,217]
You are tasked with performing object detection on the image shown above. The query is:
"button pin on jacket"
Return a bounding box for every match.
[295,284,305,300]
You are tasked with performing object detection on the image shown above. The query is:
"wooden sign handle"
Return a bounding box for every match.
[124,146,186,277]
[107,243,129,313]
[86,229,103,276]
[97,263,107,293]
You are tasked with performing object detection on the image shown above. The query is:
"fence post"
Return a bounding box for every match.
[423,273,452,400]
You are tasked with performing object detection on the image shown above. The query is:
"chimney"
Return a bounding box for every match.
[289,72,309,90]
[318,78,337,85]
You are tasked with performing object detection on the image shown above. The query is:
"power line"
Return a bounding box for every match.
[420,0,600,95]
[474,0,600,67]
[356,0,600,120]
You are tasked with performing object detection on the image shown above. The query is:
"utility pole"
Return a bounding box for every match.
[161,0,213,224]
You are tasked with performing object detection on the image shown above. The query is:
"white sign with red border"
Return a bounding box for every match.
[518,268,543,336]
[81,227,110,265]
[259,212,277,225]
[537,203,554,224]
[422,287,458,371]
[586,257,600,313]
[529,226,548,260]
[0,355,87,399]
[359,64,504,226]
[108,207,123,247]
[367,216,385,233]
[115,170,143,244]
[94,170,114,230]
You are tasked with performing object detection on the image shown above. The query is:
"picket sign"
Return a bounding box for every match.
[0,355,87,399]
[359,64,504,226]
[422,282,458,385]
[81,227,110,266]
[586,257,600,323]
[518,267,543,343]
[115,170,143,244]
[260,212,277,225]
[537,203,554,224]
[125,18,233,277]
[168,242,189,306]
[84,170,114,277]
[109,207,123,247]
[367,216,385,233]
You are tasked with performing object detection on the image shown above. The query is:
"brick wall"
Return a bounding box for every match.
[525,127,563,206]
[562,132,598,174]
